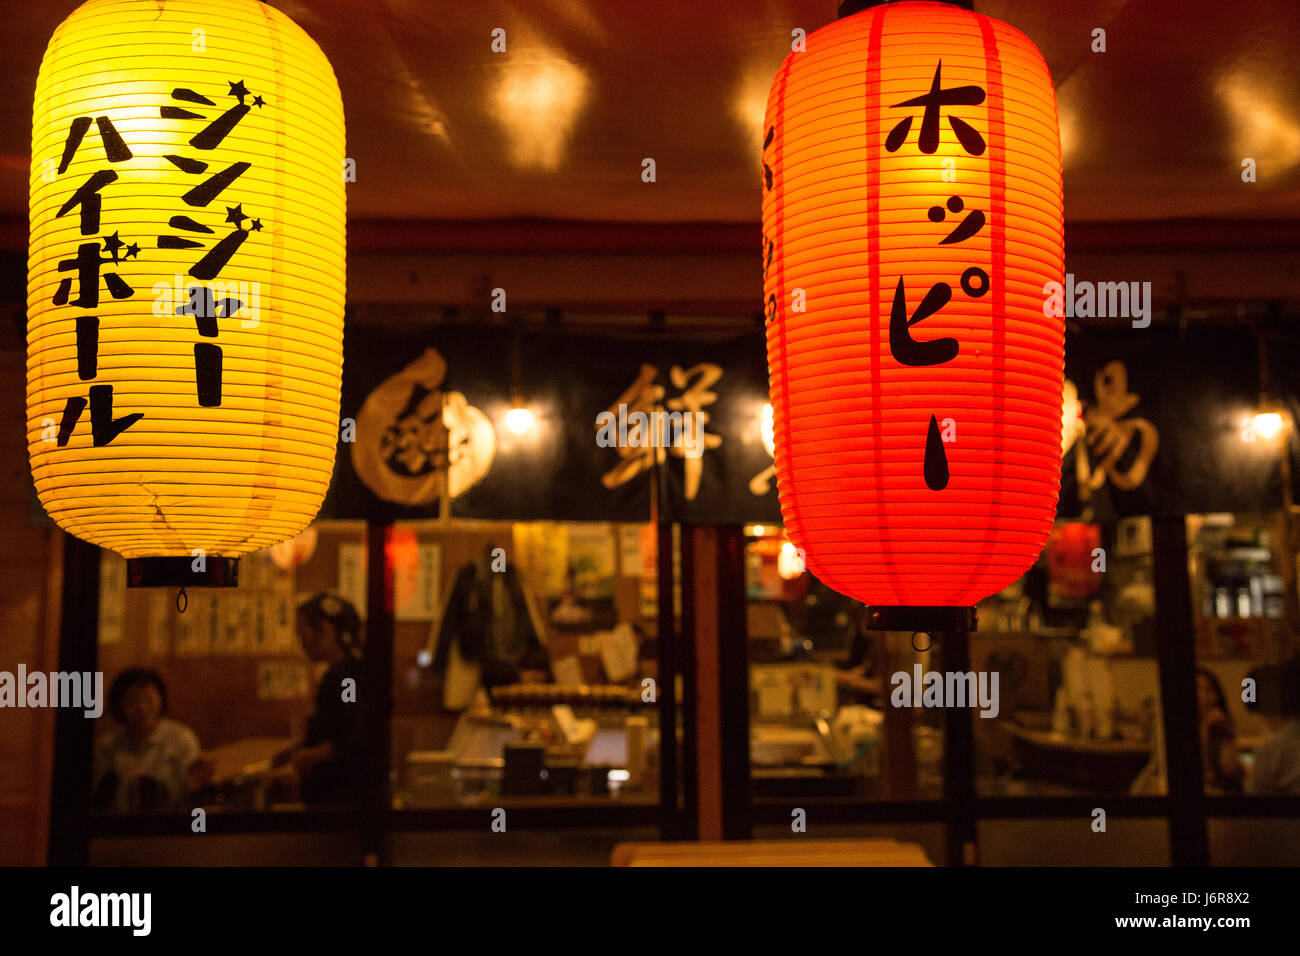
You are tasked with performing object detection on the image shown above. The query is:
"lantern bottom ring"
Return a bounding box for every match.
[867,605,976,633]
[127,557,240,589]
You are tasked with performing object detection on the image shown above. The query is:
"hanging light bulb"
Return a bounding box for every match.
[502,319,535,436]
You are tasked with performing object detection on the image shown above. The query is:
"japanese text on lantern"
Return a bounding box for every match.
[763,61,991,492]
[50,79,266,447]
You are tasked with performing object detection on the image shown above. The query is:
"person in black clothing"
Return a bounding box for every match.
[834,609,885,705]
[273,592,364,805]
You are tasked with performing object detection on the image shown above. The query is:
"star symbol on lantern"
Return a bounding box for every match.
[125,242,140,259]
[102,231,124,263]
[252,95,265,108]
[228,79,250,104]
[225,204,247,228]
[250,218,263,232]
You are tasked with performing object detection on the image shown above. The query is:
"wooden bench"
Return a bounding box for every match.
[611,838,933,867]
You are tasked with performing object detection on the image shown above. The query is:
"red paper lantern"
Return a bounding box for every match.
[1047,522,1103,600]
[762,1,1063,609]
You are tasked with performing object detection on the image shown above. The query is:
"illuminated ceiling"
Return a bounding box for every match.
[0,0,1297,230]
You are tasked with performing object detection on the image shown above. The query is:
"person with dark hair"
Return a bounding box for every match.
[273,591,364,805]
[833,607,884,704]
[92,668,208,812]
[1247,657,1300,796]
[1197,668,1243,792]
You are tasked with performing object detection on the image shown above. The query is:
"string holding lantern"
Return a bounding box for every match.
[762,0,1064,625]
[27,0,346,588]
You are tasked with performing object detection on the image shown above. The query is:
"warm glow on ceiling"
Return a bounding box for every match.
[1217,74,1300,172]
[492,50,589,171]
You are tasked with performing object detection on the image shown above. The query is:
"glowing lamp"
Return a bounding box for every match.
[1251,412,1284,442]
[762,0,1064,614]
[27,0,346,586]
[505,406,535,435]
[778,540,806,580]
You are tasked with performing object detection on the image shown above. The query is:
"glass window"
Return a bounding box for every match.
[743,525,943,802]
[973,518,1165,798]
[91,520,368,823]
[1188,512,1299,803]
[391,520,669,811]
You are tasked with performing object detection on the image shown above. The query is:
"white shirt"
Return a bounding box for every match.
[93,717,201,812]
[1247,719,1300,796]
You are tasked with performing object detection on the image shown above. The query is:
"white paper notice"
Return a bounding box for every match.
[256,661,311,700]
[98,552,126,646]
[272,593,297,654]
[617,525,641,577]
[147,591,172,657]
[552,655,584,687]
[216,594,249,655]
[337,542,367,617]
[396,543,440,621]
[173,592,208,657]
[598,623,639,682]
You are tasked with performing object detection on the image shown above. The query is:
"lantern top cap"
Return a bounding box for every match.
[838,0,975,18]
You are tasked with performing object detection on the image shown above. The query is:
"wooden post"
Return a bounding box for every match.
[1152,514,1209,866]
[361,521,394,865]
[47,534,99,866]
[686,526,751,840]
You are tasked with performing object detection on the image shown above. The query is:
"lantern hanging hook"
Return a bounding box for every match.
[911,631,932,653]
[176,586,188,614]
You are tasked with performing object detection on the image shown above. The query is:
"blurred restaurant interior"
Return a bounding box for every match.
[2,0,1300,867]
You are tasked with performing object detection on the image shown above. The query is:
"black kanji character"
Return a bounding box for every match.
[762,125,775,191]
[53,239,135,308]
[159,81,258,151]
[176,284,242,332]
[56,384,143,447]
[158,208,262,281]
[56,170,117,235]
[193,343,223,407]
[57,116,132,174]
[889,277,958,367]
[75,315,98,381]
[885,62,986,156]
[928,195,985,245]
[924,414,949,490]
[174,285,241,408]
[170,160,251,207]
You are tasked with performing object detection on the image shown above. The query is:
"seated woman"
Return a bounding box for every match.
[93,668,208,812]
[273,592,364,805]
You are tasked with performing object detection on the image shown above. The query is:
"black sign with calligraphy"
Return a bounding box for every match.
[324,322,781,525]
[316,315,1288,525]
[1058,325,1279,520]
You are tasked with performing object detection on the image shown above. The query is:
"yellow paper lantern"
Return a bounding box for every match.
[27,0,345,583]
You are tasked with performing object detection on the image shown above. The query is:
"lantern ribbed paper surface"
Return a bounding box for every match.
[28,0,345,559]
[762,1,1063,607]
